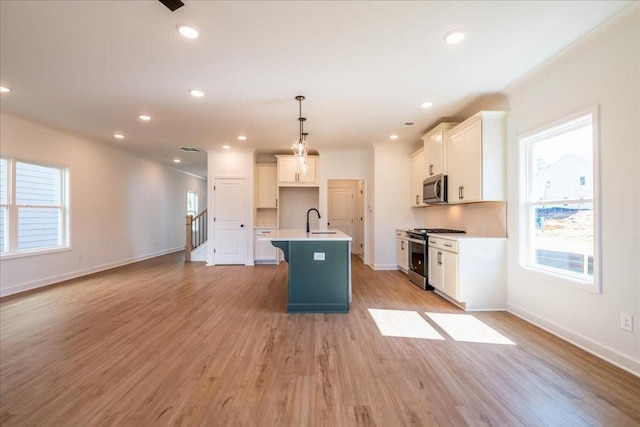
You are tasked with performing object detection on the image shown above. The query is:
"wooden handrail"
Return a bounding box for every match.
[185,208,207,262]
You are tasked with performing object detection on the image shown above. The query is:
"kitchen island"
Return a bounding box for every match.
[260,229,352,313]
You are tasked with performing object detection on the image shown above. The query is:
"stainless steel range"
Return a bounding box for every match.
[406,228,465,289]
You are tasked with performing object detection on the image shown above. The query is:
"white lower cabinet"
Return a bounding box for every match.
[427,235,506,310]
[254,228,278,263]
[395,230,409,272]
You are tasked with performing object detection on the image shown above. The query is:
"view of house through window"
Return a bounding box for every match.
[0,157,69,255]
[522,110,597,285]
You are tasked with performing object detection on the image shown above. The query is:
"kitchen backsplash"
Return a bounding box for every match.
[423,201,507,237]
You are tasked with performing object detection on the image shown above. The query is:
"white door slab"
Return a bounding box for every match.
[328,186,354,239]
[214,178,246,264]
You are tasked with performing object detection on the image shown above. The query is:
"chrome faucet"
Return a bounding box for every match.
[306,208,321,233]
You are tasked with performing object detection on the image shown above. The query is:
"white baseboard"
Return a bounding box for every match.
[0,247,184,298]
[507,303,640,377]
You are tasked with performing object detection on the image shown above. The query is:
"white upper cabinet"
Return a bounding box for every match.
[421,122,457,178]
[446,111,507,203]
[276,155,319,187]
[256,164,277,208]
[409,148,426,207]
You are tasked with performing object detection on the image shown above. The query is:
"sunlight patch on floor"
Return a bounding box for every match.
[368,309,445,340]
[425,312,516,345]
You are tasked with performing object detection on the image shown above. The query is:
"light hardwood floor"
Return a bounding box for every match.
[1,253,639,426]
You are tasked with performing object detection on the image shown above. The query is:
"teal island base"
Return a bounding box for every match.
[270,238,351,313]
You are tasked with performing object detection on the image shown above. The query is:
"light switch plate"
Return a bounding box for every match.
[313,252,325,261]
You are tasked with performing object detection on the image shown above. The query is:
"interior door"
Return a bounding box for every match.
[328,186,354,238]
[214,178,246,264]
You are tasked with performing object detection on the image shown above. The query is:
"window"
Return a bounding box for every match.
[186,190,199,233]
[520,108,599,290]
[186,190,198,217]
[0,157,70,256]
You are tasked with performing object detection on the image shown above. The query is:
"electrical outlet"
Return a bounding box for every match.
[621,313,633,332]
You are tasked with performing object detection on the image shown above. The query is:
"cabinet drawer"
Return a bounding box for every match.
[427,237,458,252]
[255,229,276,236]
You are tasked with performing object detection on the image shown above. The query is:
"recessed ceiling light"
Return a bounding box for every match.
[113,134,125,139]
[420,102,433,109]
[173,159,181,163]
[189,89,204,97]
[138,115,151,121]
[237,135,247,141]
[444,29,465,44]
[222,145,231,150]
[177,25,199,39]
[390,134,399,140]
[0,86,10,93]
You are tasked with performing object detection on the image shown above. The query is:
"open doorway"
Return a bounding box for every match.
[328,179,365,258]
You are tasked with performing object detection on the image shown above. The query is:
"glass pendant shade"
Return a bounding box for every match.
[292,95,310,175]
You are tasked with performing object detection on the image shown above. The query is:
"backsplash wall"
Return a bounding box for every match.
[422,201,507,237]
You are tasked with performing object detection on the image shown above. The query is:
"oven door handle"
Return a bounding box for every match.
[407,237,426,245]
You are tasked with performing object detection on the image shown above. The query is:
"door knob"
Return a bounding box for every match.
[240,224,244,228]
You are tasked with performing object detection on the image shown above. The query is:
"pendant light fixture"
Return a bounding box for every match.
[292,95,309,175]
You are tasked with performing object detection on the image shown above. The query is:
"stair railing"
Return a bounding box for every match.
[185,208,207,262]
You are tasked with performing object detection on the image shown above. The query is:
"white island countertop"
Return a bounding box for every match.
[259,229,352,241]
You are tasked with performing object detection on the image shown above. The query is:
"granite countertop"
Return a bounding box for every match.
[259,229,352,241]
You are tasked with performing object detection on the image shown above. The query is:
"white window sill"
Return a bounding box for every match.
[0,246,72,260]
[520,264,601,294]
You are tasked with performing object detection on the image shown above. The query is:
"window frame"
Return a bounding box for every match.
[518,106,601,294]
[0,155,71,259]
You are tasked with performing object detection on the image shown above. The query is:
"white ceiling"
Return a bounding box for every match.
[0,1,632,177]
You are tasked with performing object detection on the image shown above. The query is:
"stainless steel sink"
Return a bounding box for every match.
[311,231,337,234]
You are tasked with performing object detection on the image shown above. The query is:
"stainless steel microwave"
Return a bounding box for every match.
[423,174,447,204]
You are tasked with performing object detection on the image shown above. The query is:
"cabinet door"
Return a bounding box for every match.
[410,151,425,207]
[396,237,409,271]
[297,156,318,184]
[254,229,278,261]
[278,157,299,185]
[425,134,443,177]
[428,247,444,290]
[460,120,482,202]
[257,165,277,208]
[447,130,465,203]
[442,250,459,300]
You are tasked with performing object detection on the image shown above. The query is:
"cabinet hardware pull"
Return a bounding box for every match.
[460,185,464,200]
[416,195,419,205]
[401,241,405,250]
[444,243,452,247]
[429,164,433,175]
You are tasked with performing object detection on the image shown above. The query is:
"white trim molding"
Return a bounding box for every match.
[508,303,640,377]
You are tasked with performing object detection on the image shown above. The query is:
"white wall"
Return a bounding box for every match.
[0,112,207,297]
[207,150,255,265]
[505,8,639,374]
[371,142,423,269]
[318,148,373,265]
